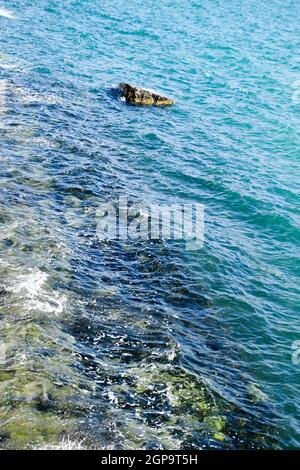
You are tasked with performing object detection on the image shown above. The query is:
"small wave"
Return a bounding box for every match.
[1,127,58,148]
[11,85,62,106]
[0,54,27,72]
[14,270,48,297]
[0,8,15,19]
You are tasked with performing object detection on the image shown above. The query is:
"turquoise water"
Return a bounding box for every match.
[0,0,299,449]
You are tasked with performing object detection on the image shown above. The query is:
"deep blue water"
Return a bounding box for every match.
[0,0,299,449]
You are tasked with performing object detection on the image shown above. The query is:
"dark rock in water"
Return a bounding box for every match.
[119,83,174,106]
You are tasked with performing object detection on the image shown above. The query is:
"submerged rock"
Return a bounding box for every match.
[119,83,174,106]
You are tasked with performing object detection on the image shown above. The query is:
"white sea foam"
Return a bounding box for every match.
[0,79,8,115]
[0,60,22,71]
[0,63,17,70]
[31,137,59,148]
[0,53,28,72]
[10,269,68,317]
[35,438,88,451]
[167,344,178,361]
[0,8,15,19]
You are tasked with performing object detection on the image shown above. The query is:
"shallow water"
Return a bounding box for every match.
[0,0,299,449]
